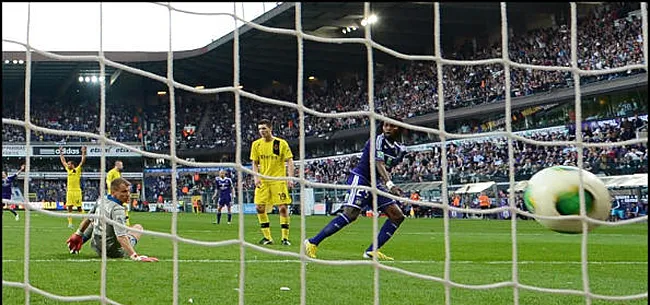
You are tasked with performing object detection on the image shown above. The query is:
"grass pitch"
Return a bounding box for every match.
[2,211,647,305]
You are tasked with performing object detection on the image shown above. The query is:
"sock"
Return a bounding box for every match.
[227,213,232,223]
[257,213,272,240]
[217,212,222,224]
[8,209,18,216]
[309,213,352,246]
[124,205,131,226]
[365,219,401,253]
[67,215,73,225]
[280,216,290,240]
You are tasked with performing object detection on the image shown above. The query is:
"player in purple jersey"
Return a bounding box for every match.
[211,170,235,224]
[305,120,407,260]
[2,164,25,221]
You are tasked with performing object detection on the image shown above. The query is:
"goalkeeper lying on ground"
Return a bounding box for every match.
[66,177,158,262]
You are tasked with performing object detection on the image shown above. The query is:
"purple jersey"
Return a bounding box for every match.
[350,134,405,182]
[2,174,17,200]
[344,134,405,211]
[216,177,233,205]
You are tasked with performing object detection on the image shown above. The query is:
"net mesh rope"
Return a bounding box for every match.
[2,2,648,304]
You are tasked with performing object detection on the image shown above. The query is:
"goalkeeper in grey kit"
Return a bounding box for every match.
[66,177,158,262]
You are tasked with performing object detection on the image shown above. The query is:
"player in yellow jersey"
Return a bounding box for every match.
[60,146,87,228]
[250,119,295,246]
[106,160,130,225]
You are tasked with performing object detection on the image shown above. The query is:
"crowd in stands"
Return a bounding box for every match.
[5,3,642,153]
[146,2,644,150]
[27,180,100,202]
[2,100,142,143]
[138,113,646,201]
[304,114,647,186]
[5,112,646,203]
[141,97,210,151]
[143,170,256,203]
[2,3,647,207]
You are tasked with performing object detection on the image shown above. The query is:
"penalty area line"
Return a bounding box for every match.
[2,259,647,265]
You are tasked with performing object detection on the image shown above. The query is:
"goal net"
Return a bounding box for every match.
[2,2,648,305]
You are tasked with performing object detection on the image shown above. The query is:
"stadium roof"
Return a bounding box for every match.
[2,2,570,99]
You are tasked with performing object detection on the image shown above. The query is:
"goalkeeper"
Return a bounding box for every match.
[106,160,130,226]
[72,160,129,247]
[66,178,157,262]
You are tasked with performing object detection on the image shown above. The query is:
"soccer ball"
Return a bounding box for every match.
[523,166,611,233]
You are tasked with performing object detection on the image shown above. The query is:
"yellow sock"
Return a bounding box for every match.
[123,203,131,226]
[280,216,290,240]
[257,213,272,240]
[67,216,73,225]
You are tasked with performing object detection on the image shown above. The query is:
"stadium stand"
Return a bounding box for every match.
[3,2,644,157]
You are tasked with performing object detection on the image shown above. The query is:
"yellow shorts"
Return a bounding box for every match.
[254,182,292,207]
[66,190,82,207]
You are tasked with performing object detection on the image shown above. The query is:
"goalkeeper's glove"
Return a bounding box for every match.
[66,231,84,254]
[130,253,159,262]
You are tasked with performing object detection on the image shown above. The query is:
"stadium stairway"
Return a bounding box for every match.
[196,103,215,137]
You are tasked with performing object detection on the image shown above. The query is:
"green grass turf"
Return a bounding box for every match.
[2,211,647,305]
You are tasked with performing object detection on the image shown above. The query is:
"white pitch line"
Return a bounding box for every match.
[2,226,647,237]
[1,259,647,265]
[400,232,650,237]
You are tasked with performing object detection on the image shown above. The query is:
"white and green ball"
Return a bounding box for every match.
[523,166,610,234]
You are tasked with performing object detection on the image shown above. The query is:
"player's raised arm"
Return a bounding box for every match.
[14,164,25,177]
[59,146,68,169]
[79,146,87,168]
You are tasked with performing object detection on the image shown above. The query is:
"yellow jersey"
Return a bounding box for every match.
[250,136,293,184]
[106,168,122,193]
[66,166,83,191]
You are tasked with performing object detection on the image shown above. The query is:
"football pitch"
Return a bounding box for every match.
[2,211,647,305]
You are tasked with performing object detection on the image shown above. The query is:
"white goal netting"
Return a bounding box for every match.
[2,2,648,305]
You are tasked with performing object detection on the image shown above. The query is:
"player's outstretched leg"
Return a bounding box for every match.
[363,203,404,261]
[5,204,19,220]
[305,206,359,258]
